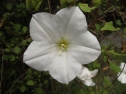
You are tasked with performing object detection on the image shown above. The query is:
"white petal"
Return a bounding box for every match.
[67,52,82,82]
[69,44,100,64]
[82,79,95,86]
[90,69,98,77]
[30,13,60,42]
[77,66,92,80]
[120,62,126,72]
[23,41,57,71]
[56,6,87,39]
[118,72,126,84]
[71,31,101,51]
[49,52,82,84]
[69,31,101,64]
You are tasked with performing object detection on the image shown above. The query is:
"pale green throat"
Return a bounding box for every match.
[57,38,70,55]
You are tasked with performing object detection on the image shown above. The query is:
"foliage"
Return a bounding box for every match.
[0,0,126,94]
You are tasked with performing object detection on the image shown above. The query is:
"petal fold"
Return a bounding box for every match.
[77,66,98,86]
[49,52,81,84]
[56,6,87,39]
[69,45,100,64]
[71,31,101,51]
[69,31,101,64]
[23,41,57,71]
[30,13,60,42]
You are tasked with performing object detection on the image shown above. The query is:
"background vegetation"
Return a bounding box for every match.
[0,0,126,94]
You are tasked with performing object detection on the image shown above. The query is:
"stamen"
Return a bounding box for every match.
[58,43,66,56]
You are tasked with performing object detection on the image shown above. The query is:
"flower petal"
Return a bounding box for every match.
[69,44,100,64]
[23,41,57,71]
[118,72,126,84]
[67,52,82,82]
[120,62,126,72]
[71,31,101,51]
[90,69,98,77]
[56,6,87,39]
[69,31,101,64]
[30,13,60,42]
[82,79,95,86]
[77,66,92,80]
[49,52,81,84]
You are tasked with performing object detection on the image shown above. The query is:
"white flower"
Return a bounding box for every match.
[77,66,98,86]
[23,6,101,84]
[117,62,126,84]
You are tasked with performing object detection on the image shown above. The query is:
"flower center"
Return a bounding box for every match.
[57,38,69,56]
[59,43,67,55]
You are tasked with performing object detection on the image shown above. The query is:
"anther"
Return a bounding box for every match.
[58,43,66,56]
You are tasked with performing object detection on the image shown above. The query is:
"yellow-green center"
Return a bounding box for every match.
[57,38,69,55]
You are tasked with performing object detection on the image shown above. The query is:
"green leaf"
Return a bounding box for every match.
[101,21,120,31]
[102,90,108,94]
[21,41,27,46]
[109,62,121,73]
[6,3,13,11]
[95,23,102,32]
[24,75,31,80]
[9,69,16,77]
[77,89,88,94]
[44,80,48,85]
[20,86,26,92]
[103,56,107,62]
[9,55,15,61]
[27,69,32,74]
[27,80,34,86]
[35,88,43,94]
[60,0,66,7]
[60,0,76,7]
[93,61,100,68]
[115,20,122,26]
[21,26,28,33]
[12,24,22,31]
[5,48,11,52]
[104,76,112,87]
[93,0,102,8]
[35,0,43,11]
[26,0,42,11]
[43,71,49,76]
[106,50,126,56]
[27,38,32,42]
[13,47,21,54]
[3,55,8,60]
[124,28,126,35]
[78,3,95,12]
[97,90,108,94]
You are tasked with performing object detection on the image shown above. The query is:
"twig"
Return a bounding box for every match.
[48,0,51,13]
[116,31,125,44]
[0,49,4,94]
[101,62,126,94]
[16,38,31,47]
[0,38,8,47]
[5,72,26,94]
[50,77,54,94]
[67,83,72,94]
[88,29,98,35]
[95,77,98,92]
[75,79,87,91]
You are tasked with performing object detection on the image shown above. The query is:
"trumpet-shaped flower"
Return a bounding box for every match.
[23,6,101,84]
[117,62,126,84]
[77,66,98,86]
